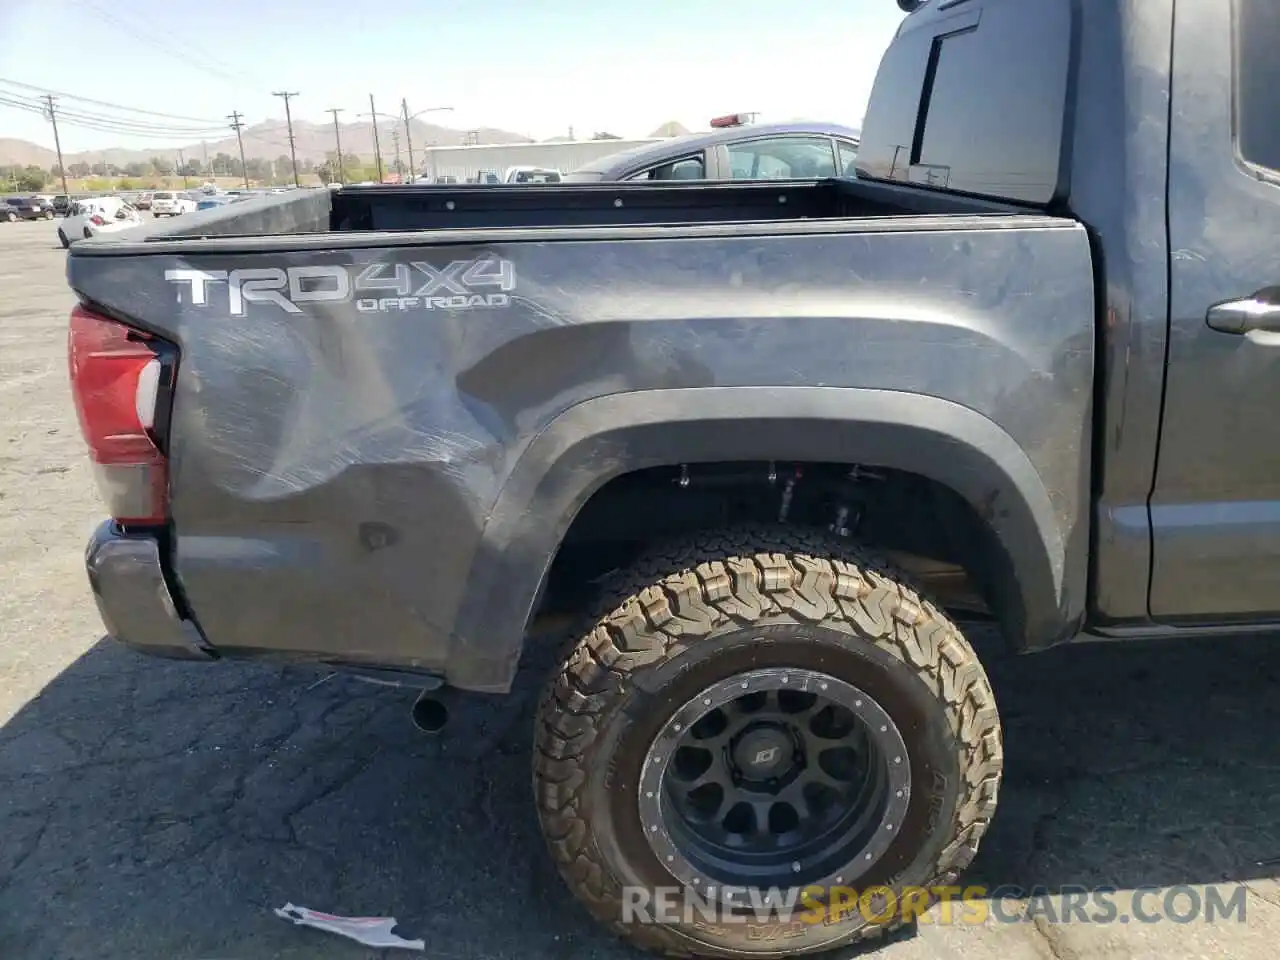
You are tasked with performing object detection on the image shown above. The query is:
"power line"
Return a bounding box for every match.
[240,129,295,151]
[41,95,68,196]
[0,92,227,137]
[0,77,225,125]
[400,103,453,183]
[68,0,263,92]
[0,92,227,136]
[228,112,250,189]
[402,99,415,182]
[272,92,301,187]
[362,94,385,183]
[326,108,346,184]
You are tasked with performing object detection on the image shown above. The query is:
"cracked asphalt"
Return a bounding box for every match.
[3,219,1280,959]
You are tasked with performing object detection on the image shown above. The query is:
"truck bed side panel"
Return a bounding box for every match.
[67,218,1095,686]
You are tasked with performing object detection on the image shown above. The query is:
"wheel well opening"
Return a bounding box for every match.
[532,461,1024,650]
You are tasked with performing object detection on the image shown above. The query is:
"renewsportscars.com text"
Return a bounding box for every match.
[621,884,1248,927]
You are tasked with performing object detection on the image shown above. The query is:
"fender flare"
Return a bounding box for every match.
[447,386,1078,692]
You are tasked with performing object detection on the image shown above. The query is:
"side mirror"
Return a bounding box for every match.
[897,0,925,11]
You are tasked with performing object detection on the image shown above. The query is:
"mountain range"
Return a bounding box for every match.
[0,119,692,168]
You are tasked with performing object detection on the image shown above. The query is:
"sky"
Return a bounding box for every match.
[0,0,905,154]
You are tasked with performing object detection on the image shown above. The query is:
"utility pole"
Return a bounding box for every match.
[272,91,301,186]
[365,94,384,183]
[401,98,416,181]
[177,149,189,187]
[326,108,346,184]
[201,140,209,179]
[41,95,69,196]
[390,128,403,181]
[227,111,250,188]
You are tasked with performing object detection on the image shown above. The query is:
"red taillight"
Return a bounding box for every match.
[68,305,172,524]
[89,214,107,226]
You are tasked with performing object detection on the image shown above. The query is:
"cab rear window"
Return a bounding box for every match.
[857,0,1072,205]
[1236,0,1280,174]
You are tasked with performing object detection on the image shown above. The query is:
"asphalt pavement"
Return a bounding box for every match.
[2,218,1279,959]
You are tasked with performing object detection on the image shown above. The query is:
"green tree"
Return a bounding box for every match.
[68,161,91,178]
[123,162,150,178]
[16,172,45,191]
[150,156,174,176]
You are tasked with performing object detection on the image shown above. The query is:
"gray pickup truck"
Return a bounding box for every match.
[65,0,1280,955]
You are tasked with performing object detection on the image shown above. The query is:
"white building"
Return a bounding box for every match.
[416,138,664,182]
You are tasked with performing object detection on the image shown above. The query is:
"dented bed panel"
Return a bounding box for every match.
[66,218,1094,683]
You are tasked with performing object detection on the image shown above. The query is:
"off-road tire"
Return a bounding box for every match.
[5,211,16,222]
[44,210,53,220]
[57,230,69,249]
[534,526,1002,958]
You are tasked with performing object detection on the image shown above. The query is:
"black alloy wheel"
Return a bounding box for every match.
[640,667,911,900]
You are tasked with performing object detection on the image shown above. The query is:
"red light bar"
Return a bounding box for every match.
[710,114,747,129]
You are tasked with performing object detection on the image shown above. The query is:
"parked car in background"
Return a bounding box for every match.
[150,191,196,216]
[565,118,861,182]
[195,195,243,210]
[504,166,563,183]
[2,197,55,221]
[52,194,72,215]
[58,196,142,247]
[134,192,154,210]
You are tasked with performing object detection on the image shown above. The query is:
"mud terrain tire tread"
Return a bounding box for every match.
[533,525,1003,958]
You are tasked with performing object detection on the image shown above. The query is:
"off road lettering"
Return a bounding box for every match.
[167,257,516,316]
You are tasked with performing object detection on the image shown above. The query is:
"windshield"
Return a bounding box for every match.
[152,192,173,199]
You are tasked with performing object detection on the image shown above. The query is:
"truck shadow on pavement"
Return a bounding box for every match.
[2,630,1280,959]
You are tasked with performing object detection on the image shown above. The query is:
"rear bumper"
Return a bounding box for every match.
[84,520,214,661]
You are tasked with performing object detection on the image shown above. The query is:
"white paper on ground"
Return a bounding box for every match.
[273,902,426,951]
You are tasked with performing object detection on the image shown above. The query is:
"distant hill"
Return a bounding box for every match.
[0,138,57,167]
[648,121,691,138]
[0,119,534,168]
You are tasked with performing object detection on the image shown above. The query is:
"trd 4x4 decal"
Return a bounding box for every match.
[165,256,516,316]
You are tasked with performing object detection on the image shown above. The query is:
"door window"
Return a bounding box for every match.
[837,140,859,177]
[1236,0,1280,173]
[627,155,705,181]
[725,136,838,180]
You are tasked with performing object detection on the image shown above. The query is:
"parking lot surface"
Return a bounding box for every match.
[2,218,1280,959]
